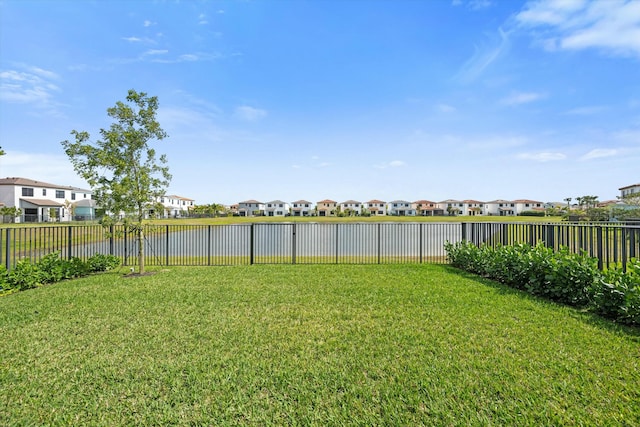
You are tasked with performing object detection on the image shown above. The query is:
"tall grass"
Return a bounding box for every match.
[1,264,638,425]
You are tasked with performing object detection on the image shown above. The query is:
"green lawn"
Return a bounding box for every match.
[1,264,638,426]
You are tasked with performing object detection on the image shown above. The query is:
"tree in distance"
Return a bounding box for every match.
[61,89,171,273]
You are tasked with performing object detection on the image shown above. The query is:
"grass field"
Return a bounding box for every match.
[1,264,639,425]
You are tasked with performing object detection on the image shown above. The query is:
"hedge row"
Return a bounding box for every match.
[445,241,639,326]
[0,252,121,294]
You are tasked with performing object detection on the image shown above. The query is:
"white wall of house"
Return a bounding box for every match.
[620,184,640,198]
[0,178,93,223]
[438,200,464,215]
[365,200,386,216]
[484,200,515,216]
[339,200,362,215]
[513,199,544,214]
[291,200,314,216]
[462,200,484,216]
[158,195,195,218]
[388,200,415,216]
[238,200,265,217]
[265,200,290,217]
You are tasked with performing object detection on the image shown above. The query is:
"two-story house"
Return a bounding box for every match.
[291,200,314,217]
[462,200,485,216]
[265,200,290,217]
[620,183,640,198]
[388,200,415,216]
[0,177,93,223]
[413,200,444,216]
[317,199,337,217]
[439,199,464,216]
[513,199,544,215]
[485,200,516,216]
[159,195,195,218]
[339,200,362,216]
[237,200,265,217]
[365,200,386,216]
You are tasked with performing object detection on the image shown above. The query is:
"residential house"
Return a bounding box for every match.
[237,200,265,217]
[413,200,444,216]
[463,200,485,216]
[265,200,290,217]
[439,199,464,216]
[365,200,387,216]
[620,183,640,198]
[159,195,195,218]
[0,177,94,223]
[513,199,544,215]
[339,200,362,216]
[388,200,415,216]
[291,200,314,217]
[316,199,337,217]
[485,200,516,216]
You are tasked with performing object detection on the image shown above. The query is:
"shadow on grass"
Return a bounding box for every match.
[440,265,640,340]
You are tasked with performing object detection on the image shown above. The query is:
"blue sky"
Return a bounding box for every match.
[1,0,639,205]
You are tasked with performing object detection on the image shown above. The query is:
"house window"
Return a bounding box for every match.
[22,187,34,197]
[56,190,65,198]
[71,193,76,200]
[42,189,47,196]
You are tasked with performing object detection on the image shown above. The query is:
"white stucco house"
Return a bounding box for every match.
[439,199,464,216]
[462,200,485,216]
[237,200,265,217]
[365,200,387,216]
[484,200,516,216]
[291,200,314,217]
[388,200,416,216]
[513,199,544,214]
[620,183,640,198]
[265,200,290,217]
[158,195,195,218]
[339,200,362,216]
[0,177,94,223]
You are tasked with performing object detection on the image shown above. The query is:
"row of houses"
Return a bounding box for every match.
[232,199,547,217]
[3,176,638,223]
[0,177,194,223]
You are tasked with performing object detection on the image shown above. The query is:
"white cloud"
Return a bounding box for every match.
[563,105,608,115]
[436,103,457,113]
[234,105,267,121]
[143,20,156,27]
[0,66,63,115]
[374,160,406,169]
[454,27,510,83]
[515,0,640,58]
[580,148,618,160]
[501,91,546,106]
[517,152,566,161]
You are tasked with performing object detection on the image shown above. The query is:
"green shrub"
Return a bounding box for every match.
[87,253,121,272]
[0,265,9,291]
[519,210,545,217]
[38,252,66,284]
[8,259,43,291]
[595,259,640,325]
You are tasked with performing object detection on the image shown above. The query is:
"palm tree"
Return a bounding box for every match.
[564,197,572,212]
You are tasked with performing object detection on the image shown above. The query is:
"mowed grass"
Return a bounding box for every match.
[1,265,639,426]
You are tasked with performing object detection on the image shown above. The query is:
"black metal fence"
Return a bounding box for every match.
[1,222,638,271]
[464,222,640,270]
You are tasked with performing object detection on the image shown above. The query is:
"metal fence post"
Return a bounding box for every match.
[377,223,381,264]
[292,223,297,265]
[165,225,170,266]
[419,223,423,264]
[596,226,603,270]
[250,223,255,265]
[461,222,467,242]
[109,225,114,256]
[67,226,73,260]
[4,228,10,271]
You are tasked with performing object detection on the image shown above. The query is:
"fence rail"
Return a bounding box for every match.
[1,222,639,271]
